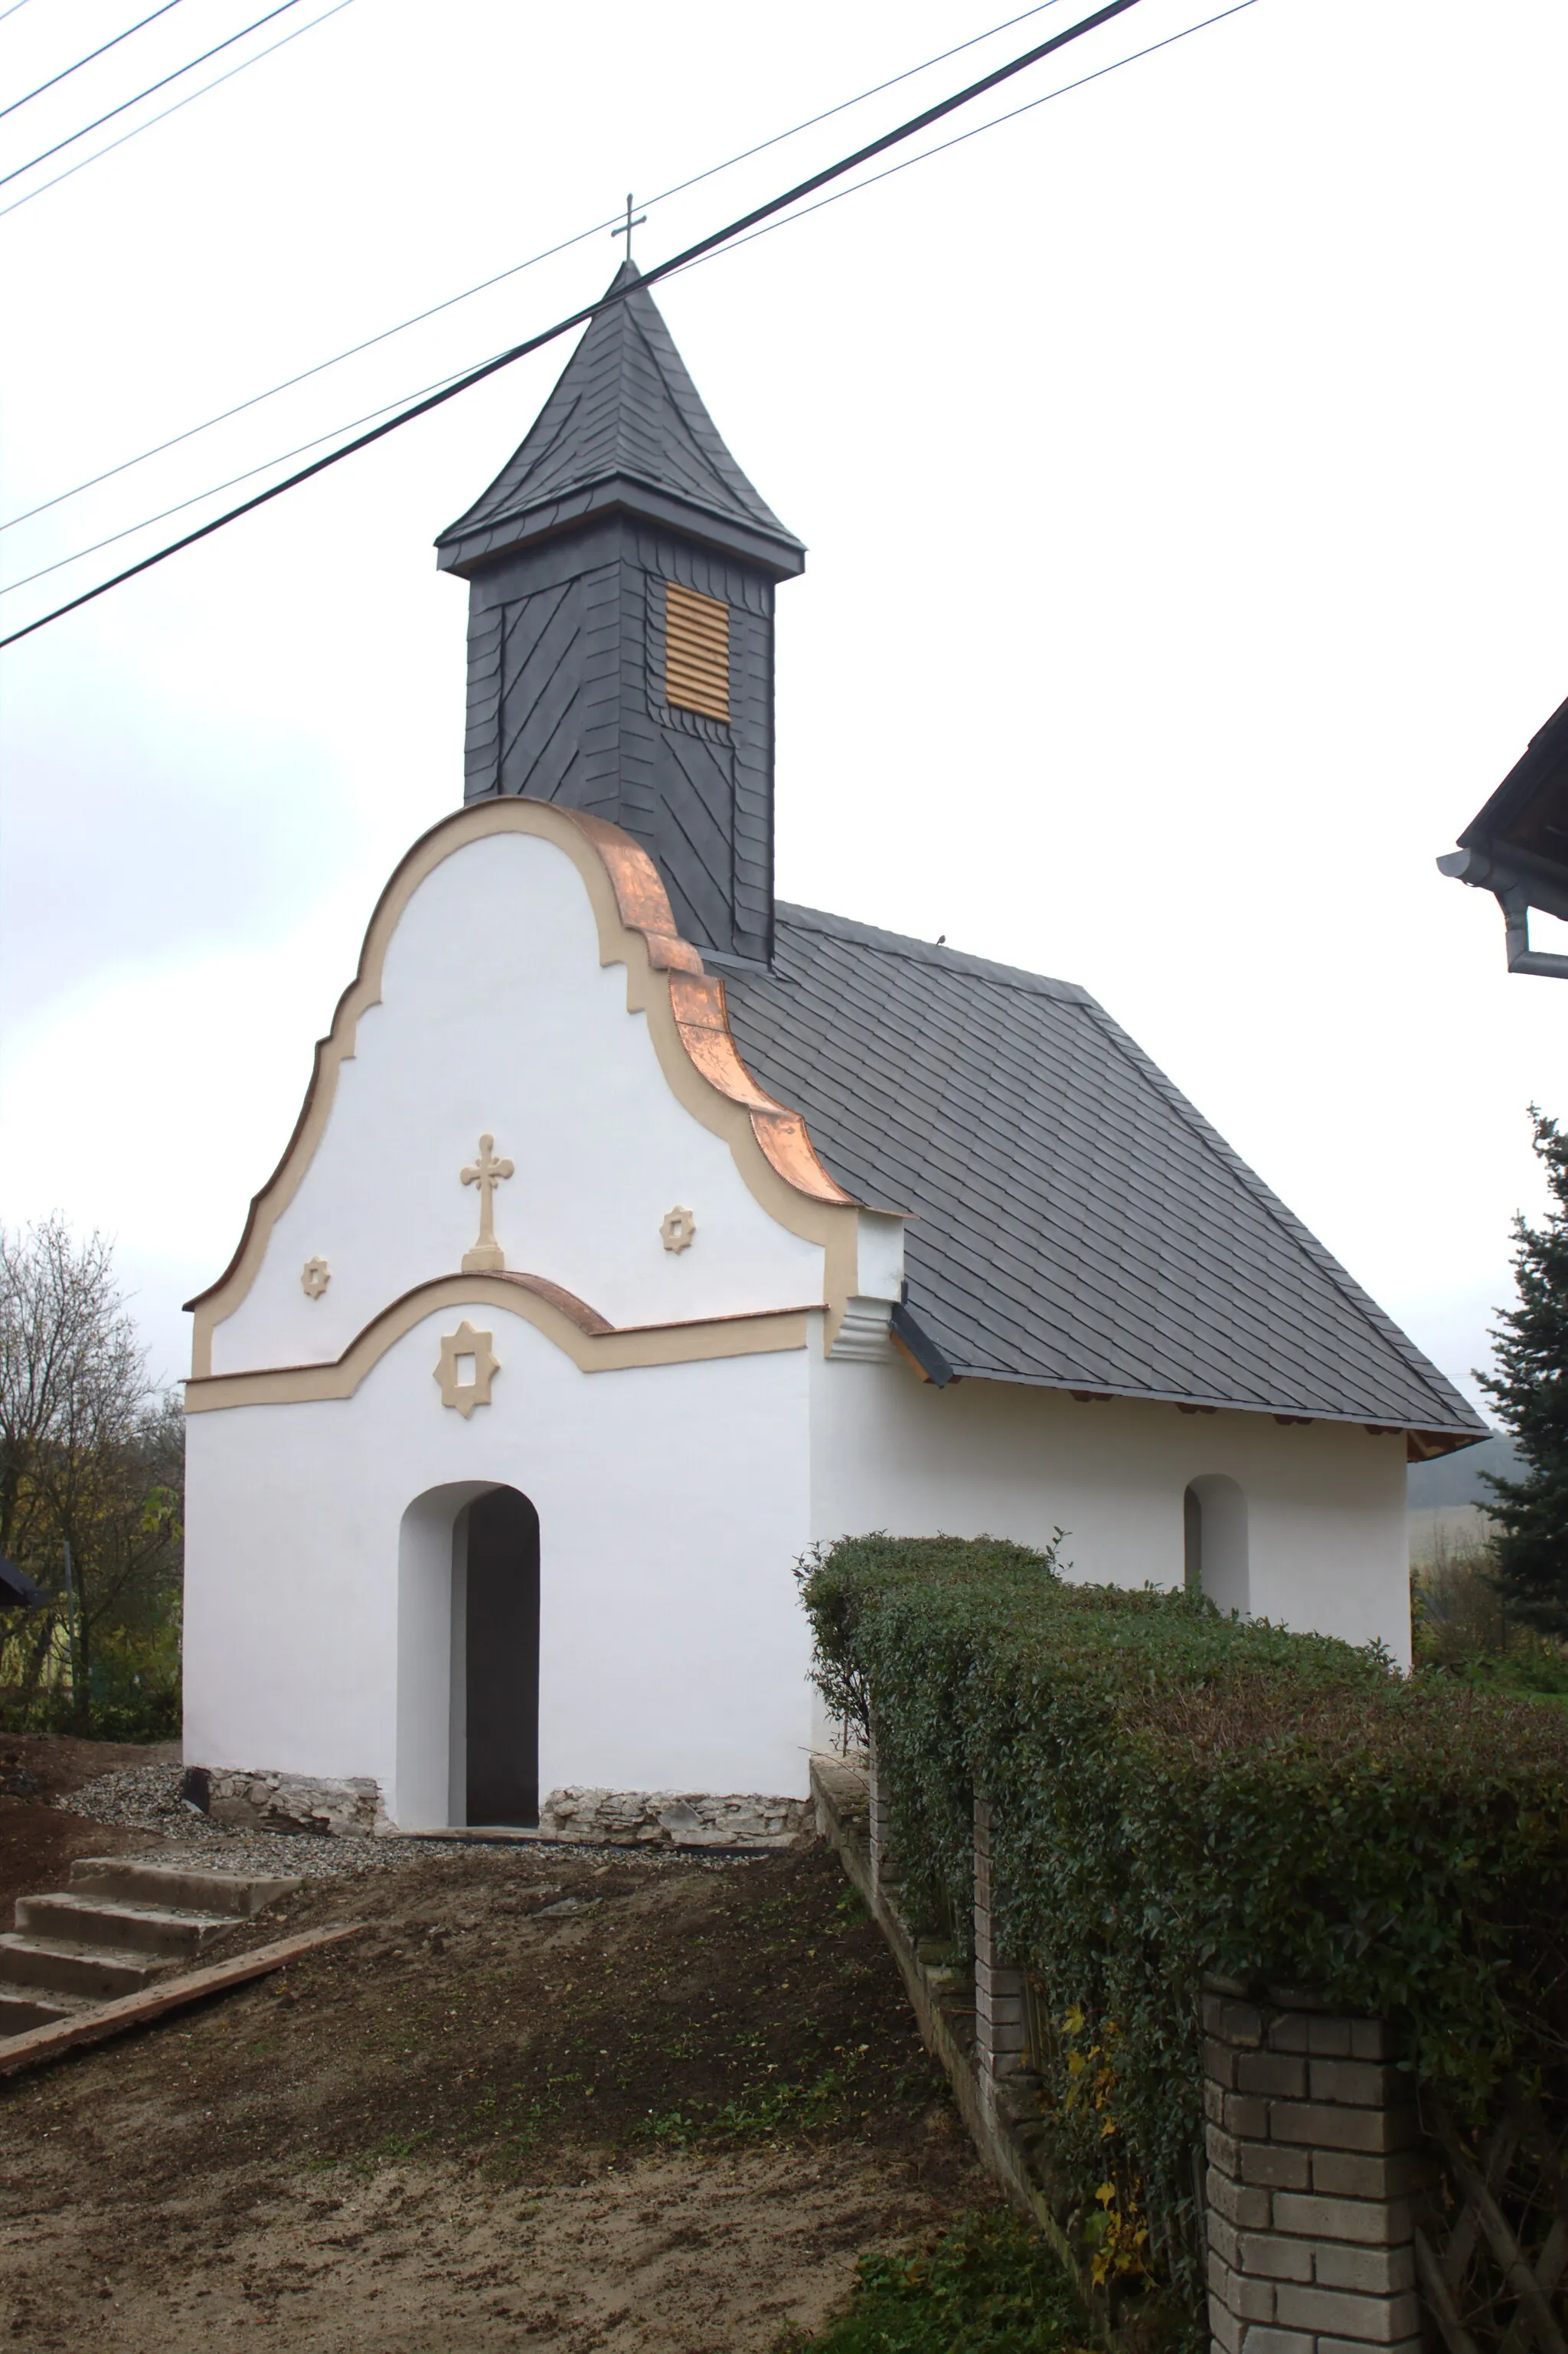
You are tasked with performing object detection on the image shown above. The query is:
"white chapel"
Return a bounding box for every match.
[180,263,1485,1840]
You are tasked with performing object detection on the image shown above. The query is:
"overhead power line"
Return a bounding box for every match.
[0,0,354,221]
[2,0,1068,530]
[709,2,1256,261]
[0,0,45,22]
[1,354,496,596]
[1,0,1216,653]
[0,0,189,126]
[0,0,306,190]
[2,0,1253,599]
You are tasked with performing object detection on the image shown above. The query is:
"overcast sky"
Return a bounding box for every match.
[1,0,1563,1407]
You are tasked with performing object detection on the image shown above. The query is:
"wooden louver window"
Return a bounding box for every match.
[664,581,730,723]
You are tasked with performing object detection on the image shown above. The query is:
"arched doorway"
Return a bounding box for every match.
[1183,1475,1249,1616]
[456,1487,541,1826]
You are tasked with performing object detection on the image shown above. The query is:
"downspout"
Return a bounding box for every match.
[1436,851,1568,979]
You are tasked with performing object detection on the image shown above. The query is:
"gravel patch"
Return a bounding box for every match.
[55,1764,766,1880]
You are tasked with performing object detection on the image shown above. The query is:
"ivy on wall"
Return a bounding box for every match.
[799,1535,1568,2313]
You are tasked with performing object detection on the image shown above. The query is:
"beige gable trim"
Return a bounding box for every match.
[184,799,890,1379]
[185,1273,813,1412]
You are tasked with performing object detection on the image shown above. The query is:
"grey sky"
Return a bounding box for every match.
[1,0,1562,1398]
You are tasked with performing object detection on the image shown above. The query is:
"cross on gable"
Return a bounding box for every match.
[460,1133,514,1273]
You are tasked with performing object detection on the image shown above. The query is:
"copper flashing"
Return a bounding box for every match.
[667,969,858,1208]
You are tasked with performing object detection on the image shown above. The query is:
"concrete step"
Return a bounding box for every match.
[0,1989,87,2035]
[0,1934,171,2001]
[15,1892,243,1962]
[68,1857,302,1919]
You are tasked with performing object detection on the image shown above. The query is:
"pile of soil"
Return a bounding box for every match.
[0,1733,172,1918]
[0,1793,996,2350]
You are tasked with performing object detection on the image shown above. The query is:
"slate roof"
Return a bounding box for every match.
[723,907,1485,1445]
[1448,689,1568,921]
[437,262,805,578]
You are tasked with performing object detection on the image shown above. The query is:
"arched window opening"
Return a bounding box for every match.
[1182,1476,1250,1617]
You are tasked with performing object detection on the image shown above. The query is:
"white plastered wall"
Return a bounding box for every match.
[807,1354,1412,1665]
[211,829,825,1376]
[184,1305,817,1823]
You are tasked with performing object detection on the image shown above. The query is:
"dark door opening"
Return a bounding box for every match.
[464,1486,540,1826]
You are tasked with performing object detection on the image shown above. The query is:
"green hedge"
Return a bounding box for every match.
[799,1535,1568,2315]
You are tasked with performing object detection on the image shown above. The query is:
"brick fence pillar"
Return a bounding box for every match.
[1202,1977,1422,2354]
[867,1715,890,1899]
[973,1794,1028,2091]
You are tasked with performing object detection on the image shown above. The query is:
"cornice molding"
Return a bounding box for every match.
[185,1273,814,1412]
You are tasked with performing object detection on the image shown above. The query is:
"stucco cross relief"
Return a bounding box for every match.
[460,1133,514,1273]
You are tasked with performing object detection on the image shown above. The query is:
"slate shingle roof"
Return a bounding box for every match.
[437,262,804,577]
[1449,689,1568,917]
[723,906,1485,1443]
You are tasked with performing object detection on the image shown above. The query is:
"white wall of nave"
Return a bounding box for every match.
[807,1358,1413,1665]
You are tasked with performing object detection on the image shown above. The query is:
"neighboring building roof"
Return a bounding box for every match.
[724,907,1486,1450]
[1454,691,1568,904]
[0,1555,47,1609]
[1438,693,1568,979]
[436,261,805,579]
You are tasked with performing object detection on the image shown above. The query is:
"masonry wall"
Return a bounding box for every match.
[208,827,825,1383]
[185,1315,815,1826]
[807,1355,1413,1663]
[1203,1985,1422,2354]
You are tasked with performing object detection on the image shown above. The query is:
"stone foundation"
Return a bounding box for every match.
[185,1770,810,1847]
[191,1767,386,1838]
[537,1787,812,1849]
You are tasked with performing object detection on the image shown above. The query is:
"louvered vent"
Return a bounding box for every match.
[664,581,730,722]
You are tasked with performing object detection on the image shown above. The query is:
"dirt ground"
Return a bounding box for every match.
[0,1733,170,1917]
[0,1745,994,2352]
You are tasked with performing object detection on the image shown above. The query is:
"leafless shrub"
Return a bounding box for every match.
[0,1218,181,1731]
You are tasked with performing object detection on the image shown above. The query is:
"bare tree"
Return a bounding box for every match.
[0,1218,181,1728]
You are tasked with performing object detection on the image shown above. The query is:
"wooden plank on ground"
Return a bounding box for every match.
[0,1924,364,2078]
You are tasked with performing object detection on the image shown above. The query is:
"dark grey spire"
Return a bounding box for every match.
[435,264,805,967]
[436,262,803,580]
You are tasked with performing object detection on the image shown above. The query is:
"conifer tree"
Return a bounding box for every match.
[1478,1108,1568,1634]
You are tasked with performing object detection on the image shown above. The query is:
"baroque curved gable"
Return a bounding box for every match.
[186,799,892,1391]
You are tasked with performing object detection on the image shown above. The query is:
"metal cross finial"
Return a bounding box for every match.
[460,1133,514,1274]
[611,191,645,264]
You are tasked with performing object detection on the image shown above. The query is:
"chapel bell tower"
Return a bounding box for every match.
[436,261,805,967]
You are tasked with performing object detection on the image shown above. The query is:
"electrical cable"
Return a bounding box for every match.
[3,0,1067,529]
[0,0,44,23]
[711,1,1257,261]
[1,354,495,595]
[1,0,1256,616]
[0,0,188,126]
[1,0,1191,652]
[5,0,1252,587]
[0,0,352,221]
[0,0,305,188]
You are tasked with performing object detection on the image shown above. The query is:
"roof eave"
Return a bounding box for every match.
[929,1360,1488,1458]
[436,474,807,581]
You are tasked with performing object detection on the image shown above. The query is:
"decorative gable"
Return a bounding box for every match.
[186,801,903,1404]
